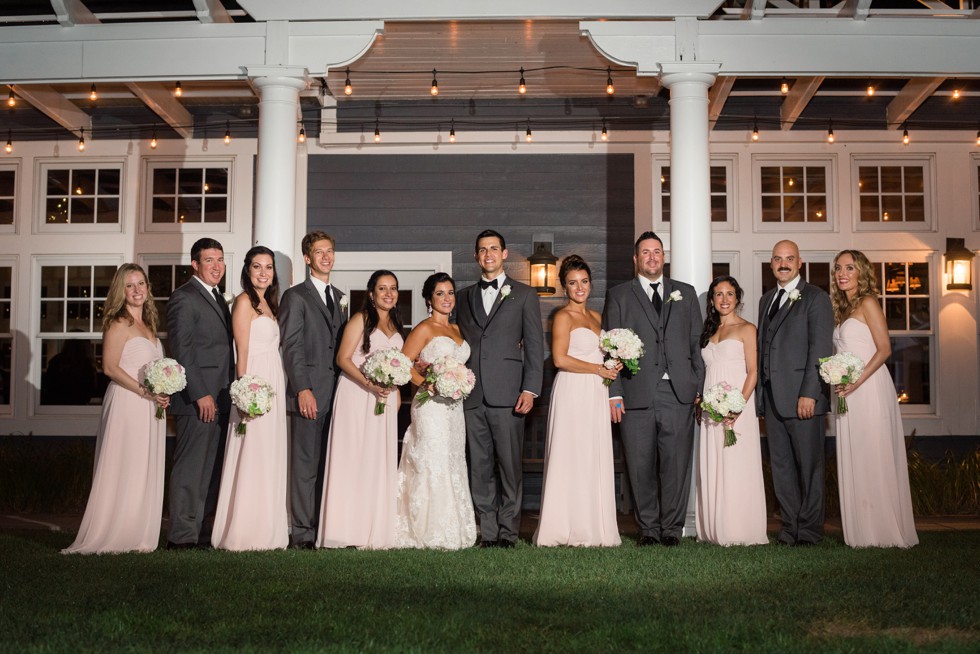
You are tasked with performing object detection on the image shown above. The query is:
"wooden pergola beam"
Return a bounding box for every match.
[780,76,824,131]
[708,75,735,129]
[886,76,945,128]
[192,0,233,24]
[126,82,195,139]
[11,84,91,138]
[838,0,873,20]
[49,0,98,27]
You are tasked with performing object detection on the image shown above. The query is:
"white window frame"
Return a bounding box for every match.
[850,155,937,233]
[752,155,837,234]
[0,254,16,414]
[971,153,980,233]
[653,154,737,233]
[31,254,123,416]
[141,157,234,234]
[34,158,126,234]
[0,161,18,235]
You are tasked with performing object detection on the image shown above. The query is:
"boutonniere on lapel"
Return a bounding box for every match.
[665,290,682,304]
[221,292,235,306]
[788,289,802,306]
[339,295,349,316]
[499,284,513,300]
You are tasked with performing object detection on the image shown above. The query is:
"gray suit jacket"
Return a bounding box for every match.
[456,278,544,409]
[756,279,834,418]
[279,279,346,417]
[166,279,234,416]
[602,277,704,407]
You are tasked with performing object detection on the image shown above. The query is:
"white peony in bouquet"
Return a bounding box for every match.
[415,356,476,405]
[700,381,747,447]
[230,374,275,436]
[819,351,865,415]
[142,357,187,419]
[361,347,413,415]
[599,328,645,386]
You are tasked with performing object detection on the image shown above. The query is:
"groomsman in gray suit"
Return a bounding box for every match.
[602,231,704,547]
[167,238,234,549]
[757,239,833,546]
[279,231,347,549]
[457,230,544,548]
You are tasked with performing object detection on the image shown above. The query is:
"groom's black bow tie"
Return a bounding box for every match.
[478,278,498,290]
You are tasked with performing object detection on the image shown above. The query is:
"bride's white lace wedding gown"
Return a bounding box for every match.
[395,336,477,549]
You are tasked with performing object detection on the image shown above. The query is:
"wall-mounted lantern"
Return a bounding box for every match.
[528,241,558,296]
[944,238,975,291]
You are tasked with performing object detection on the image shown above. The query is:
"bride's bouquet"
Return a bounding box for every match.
[361,347,413,415]
[415,356,476,406]
[599,328,645,386]
[230,374,275,436]
[142,357,187,419]
[819,352,865,415]
[700,381,747,447]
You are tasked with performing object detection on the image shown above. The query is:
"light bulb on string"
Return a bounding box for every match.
[430,69,439,96]
[89,84,97,102]
[224,122,231,145]
[827,120,835,144]
[174,81,182,97]
[600,119,608,142]
[605,67,614,95]
[902,124,910,145]
[78,128,86,151]
[449,119,456,144]
[752,119,760,142]
[976,129,980,147]
[5,130,12,154]
[344,68,353,96]
[7,87,14,107]
[150,128,158,149]
[866,81,875,97]
[298,126,306,143]
[518,67,526,95]
[780,78,789,95]
[952,82,960,100]
[374,120,381,143]
[525,120,532,143]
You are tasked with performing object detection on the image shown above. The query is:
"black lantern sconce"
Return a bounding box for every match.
[944,238,975,291]
[528,239,558,296]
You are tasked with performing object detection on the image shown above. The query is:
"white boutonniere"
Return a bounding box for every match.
[788,289,802,305]
[500,284,512,300]
[666,290,683,304]
[339,295,349,312]
[221,292,235,306]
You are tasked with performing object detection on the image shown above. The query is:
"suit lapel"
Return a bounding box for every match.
[469,284,488,328]
[193,281,229,326]
[485,285,507,326]
[631,278,662,334]
[769,281,804,334]
[305,279,334,328]
[662,278,674,329]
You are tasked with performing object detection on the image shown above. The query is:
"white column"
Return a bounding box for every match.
[660,63,717,538]
[247,67,308,286]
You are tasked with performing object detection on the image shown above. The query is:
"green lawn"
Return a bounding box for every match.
[1,530,978,653]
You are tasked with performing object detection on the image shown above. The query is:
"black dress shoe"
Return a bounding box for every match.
[497,539,517,549]
[662,535,680,547]
[288,541,315,550]
[166,541,195,551]
[637,535,658,547]
[794,539,816,547]
[478,540,498,548]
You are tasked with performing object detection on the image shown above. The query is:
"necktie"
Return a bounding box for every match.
[324,286,336,315]
[478,278,498,290]
[212,287,231,323]
[768,288,785,321]
[650,282,663,314]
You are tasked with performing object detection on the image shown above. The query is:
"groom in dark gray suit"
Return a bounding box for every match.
[757,239,833,546]
[279,230,347,549]
[602,231,704,547]
[457,230,544,548]
[166,237,234,549]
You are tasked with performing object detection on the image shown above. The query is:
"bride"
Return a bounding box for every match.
[395,272,477,549]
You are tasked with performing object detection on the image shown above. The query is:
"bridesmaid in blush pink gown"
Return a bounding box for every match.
[317,271,404,549]
[695,276,768,546]
[831,250,917,548]
[63,264,171,554]
[212,247,288,551]
[534,256,621,548]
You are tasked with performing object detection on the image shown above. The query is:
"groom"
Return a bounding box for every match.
[457,229,544,548]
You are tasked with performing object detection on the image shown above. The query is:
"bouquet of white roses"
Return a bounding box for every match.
[361,347,412,415]
[599,328,645,386]
[230,374,275,436]
[700,381,747,447]
[142,357,187,419]
[415,356,476,405]
[819,352,865,415]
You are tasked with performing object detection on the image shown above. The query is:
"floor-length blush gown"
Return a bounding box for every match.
[317,329,403,549]
[395,336,476,550]
[534,328,621,547]
[211,316,288,551]
[834,318,918,548]
[63,337,166,554]
[696,338,768,546]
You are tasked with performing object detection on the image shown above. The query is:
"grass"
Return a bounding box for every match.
[2,530,979,652]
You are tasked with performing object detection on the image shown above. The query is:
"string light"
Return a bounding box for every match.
[605,67,614,95]
[827,120,835,144]
[298,126,306,143]
[430,69,439,96]
[224,121,231,145]
[952,84,960,100]
[344,68,353,96]
[89,84,97,102]
[976,128,980,147]
[780,78,789,95]
[866,80,875,97]
[374,120,381,143]
[525,120,532,143]
[77,128,85,151]
[449,119,456,144]
[174,81,182,97]
[600,119,608,142]
[902,123,910,145]
[5,130,12,154]
[150,128,158,149]
[7,87,14,107]
[518,67,526,95]
[752,119,760,142]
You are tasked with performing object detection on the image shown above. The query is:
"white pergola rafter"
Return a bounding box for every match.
[192,0,233,24]
[886,76,946,128]
[707,75,734,129]
[780,76,825,131]
[49,0,98,27]
[125,82,195,139]
[8,84,91,137]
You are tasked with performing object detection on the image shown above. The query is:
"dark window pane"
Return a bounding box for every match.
[880,166,902,193]
[70,196,95,223]
[888,336,929,405]
[178,168,205,195]
[203,197,227,223]
[47,169,70,195]
[177,196,202,223]
[205,168,228,194]
[66,300,91,331]
[661,196,670,223]
[175,266,194,287]
[761,196,781,222]
[884,298,906,330]
[73,169,96,196]
[760,167,781,194]
[783,195,804,223]
[710,195,726,223]
[97,197,119,224]
[908,262,928,294]
[660,167,671,193]
[806,167,826,193]
[67,266,90,298]
[859,195,879,222]
[908,298,930,331]
[807,196,827,222]
[904,194,925,222]
[0,199,13,225]
[709,166,726,193]
[153,168,177,195]
[761,263,776,295]
[0,339,10,404]
[148,266,173,296]
[903,167,923,193]
[884,263,906,295]
[0,267,10,298]
[41,267,64,298]
[94,266,115,297]
[39,338,103,406]
[45,197,69,224]
[807,262,831,293]
[152,197,176,223]
[40,301,63,331]
[858,167,878,194]
[711,263,731,279]
[0,170,14,196]
[155,299,169,328]
[0,301,10,333]
[782,167,802,193]
[881,195,902,223]
[97,169,120,195]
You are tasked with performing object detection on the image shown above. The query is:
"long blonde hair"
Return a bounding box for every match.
[831,249,878,325]
[101,263,160,333]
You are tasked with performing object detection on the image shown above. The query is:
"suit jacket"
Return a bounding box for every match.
[278,279,346,416]
[166,279,234,416]
[756,279,834,418]
[602,277,704,408]
[456,278,544,409]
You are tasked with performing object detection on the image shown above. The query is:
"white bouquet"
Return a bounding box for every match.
[415,356,476,405]
[599,328,645,386]
[361,347,412,415]
[142,357,187,419]
[819,352,865,415]
[230,374,275,436]
[700,381,747,447]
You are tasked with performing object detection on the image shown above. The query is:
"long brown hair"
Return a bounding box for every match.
[361,270,404,354]
[831,249,878,325]
[102,263,159,333]
[240,245,280,318]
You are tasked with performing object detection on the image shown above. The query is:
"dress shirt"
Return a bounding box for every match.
[769,275,802,316]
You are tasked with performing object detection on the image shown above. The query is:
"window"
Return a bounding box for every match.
[0,262,12,407]
[852,157,934,231]
[654,156,736,231]
[753,157,834,232]
[760,260,832,297]
[144,160,231,232]
[972,154,980,231]
[38,162,122,231]
[0,166,15,228]
[873,260,932,408]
